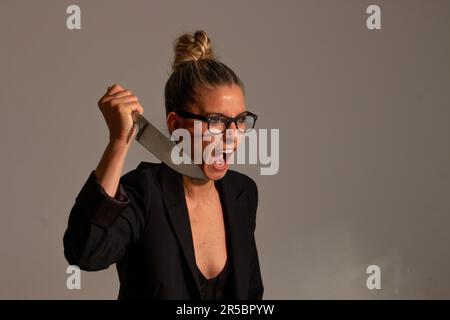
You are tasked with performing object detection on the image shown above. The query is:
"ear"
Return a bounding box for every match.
[167,111,182,134]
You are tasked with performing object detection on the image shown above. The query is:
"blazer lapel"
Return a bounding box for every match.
[159,163,251,299]
[217,173,251,299]
[159,163,202,297]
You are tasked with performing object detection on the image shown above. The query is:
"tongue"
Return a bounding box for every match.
[212,155,226,171]
[213,162,226,171]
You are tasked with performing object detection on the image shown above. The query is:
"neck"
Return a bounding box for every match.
[182,175,216,200]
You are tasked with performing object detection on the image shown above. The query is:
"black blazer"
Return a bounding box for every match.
[63,161,263,300]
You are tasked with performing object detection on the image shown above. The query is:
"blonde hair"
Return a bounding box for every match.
[172,30,215,71]
[164,30,244,115]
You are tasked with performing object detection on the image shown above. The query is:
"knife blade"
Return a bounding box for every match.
[131,111,207,181]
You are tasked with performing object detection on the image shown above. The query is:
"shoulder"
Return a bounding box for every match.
[120,162,258,201]
[225,170,259,228]
[225,168,257,187]
[134,161,164,176]
[119,161,162,191]
[224,169,258,202]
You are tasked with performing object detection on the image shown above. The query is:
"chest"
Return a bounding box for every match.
[185,194,228,279]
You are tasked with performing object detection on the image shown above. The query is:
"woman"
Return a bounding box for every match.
[63,30,263,300]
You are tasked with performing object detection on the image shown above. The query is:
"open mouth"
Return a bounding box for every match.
[212,152,226,164]
[209,149,234,171]
[208,146,235,172]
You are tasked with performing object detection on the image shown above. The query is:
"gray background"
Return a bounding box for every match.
[1,0,449,299]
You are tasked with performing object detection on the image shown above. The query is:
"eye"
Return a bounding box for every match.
[207,116,226,134]
[208,116,223,124]
[236,116,247,124]
[236,114,255,132]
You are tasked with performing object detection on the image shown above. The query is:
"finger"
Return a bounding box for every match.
[130,102,144,115]
[136,104,144,115]
[101,90,136,103]
[107,95,138,106]
[120,101,141,113]
[107,84,124,95]
[99,84,123,102]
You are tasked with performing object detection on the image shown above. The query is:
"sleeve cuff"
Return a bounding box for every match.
[75,170,130,229]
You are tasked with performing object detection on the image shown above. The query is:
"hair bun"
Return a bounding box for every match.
[172,30,215,71]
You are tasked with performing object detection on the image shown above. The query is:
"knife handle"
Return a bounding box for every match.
[131,111,149,140]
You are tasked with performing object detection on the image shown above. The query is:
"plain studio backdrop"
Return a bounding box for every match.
[0,0,449,299]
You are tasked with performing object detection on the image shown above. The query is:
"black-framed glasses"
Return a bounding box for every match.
[176,110,258,134]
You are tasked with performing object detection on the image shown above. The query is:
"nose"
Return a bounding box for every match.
[224,122,239,150]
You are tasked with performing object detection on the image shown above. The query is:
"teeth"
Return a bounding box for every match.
[213,155,224,164]
[210,149,234,166]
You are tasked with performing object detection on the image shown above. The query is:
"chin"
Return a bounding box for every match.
[202,163,229,181]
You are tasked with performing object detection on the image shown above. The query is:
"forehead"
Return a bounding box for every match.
[190,85,246,116]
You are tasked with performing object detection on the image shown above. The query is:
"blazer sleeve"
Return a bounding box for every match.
[247,179,264,300]
[63,165,150,271]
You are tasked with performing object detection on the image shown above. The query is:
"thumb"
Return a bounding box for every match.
[107,84,124,94]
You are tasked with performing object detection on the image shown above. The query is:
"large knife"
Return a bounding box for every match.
[131,112,207,181]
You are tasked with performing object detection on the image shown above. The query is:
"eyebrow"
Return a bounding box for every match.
[203,111,249,118]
